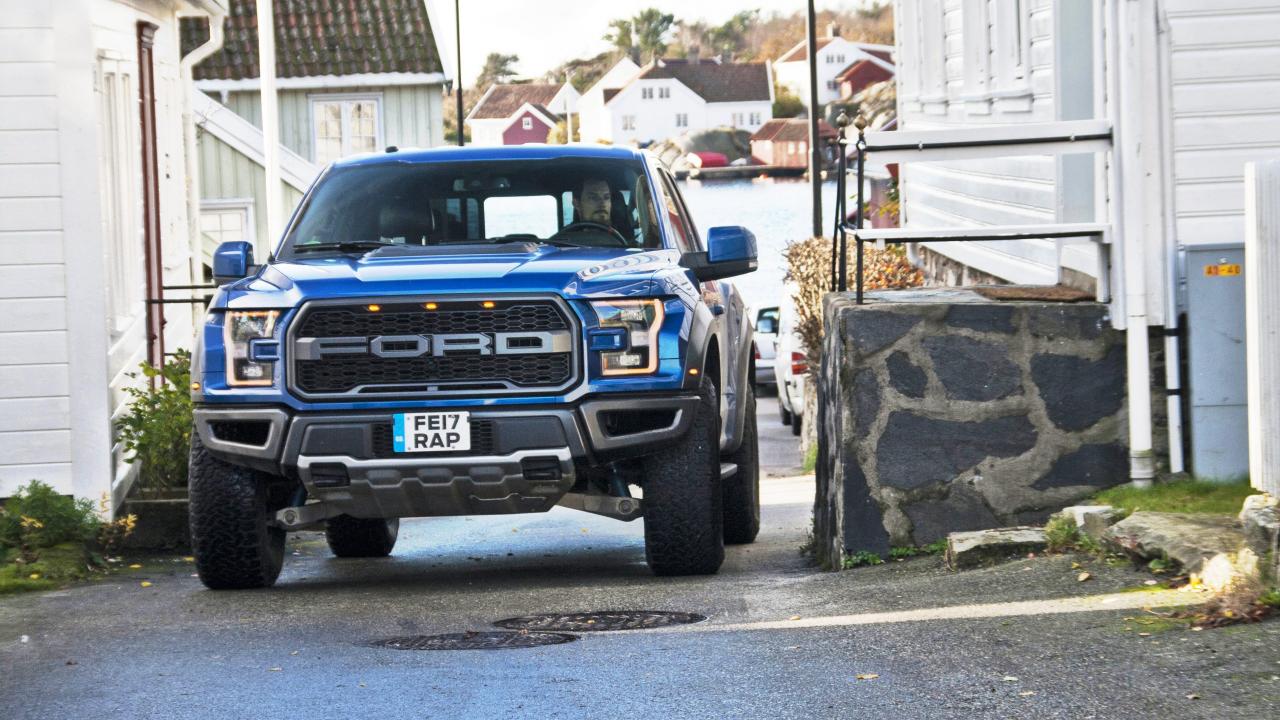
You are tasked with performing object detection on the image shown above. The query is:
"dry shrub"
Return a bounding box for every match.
[782,238,923,358]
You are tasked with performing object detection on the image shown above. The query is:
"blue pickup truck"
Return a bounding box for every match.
[189,145,760,589]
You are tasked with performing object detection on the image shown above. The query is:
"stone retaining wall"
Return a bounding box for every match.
[815,289,1128,569]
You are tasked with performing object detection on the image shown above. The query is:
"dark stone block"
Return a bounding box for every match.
[904,483,1000,544]
[1032,443,1129,490]
[944,305,1015,334]
[1032,345,1125,431]
[853,369,880,437]
[923,335,1022,401]
[877,412,1038,490]
[1027,305,1107,340]
[840,456,891,556]
[845,310,920,357]
[887,351,927,398]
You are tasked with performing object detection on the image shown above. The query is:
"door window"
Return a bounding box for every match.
[311,95,381,165]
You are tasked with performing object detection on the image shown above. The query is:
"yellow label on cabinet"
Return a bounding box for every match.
[1204,263,1241,277]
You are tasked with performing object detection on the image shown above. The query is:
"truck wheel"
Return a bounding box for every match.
[778,395,792,426]
[188,431,288,590]
[642,377,724,575]
[790,412,802,437]
[326,516,399,558]
[722,384,761,544]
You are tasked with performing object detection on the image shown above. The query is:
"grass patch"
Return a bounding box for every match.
[0,543,97,595]
[1090,478,1253,515]
[842,551,885,569]
[889,540,947,560]
[802,444,818,474]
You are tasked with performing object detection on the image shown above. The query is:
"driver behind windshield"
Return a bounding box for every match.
[572,177,613,229]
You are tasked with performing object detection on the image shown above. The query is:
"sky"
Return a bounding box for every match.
[424,1,877,86]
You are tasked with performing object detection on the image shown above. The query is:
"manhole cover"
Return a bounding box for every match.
[371,631,577,651]
[492,610,707,632]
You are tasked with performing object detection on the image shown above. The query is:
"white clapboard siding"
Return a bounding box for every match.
[1166,2,1280,248]
[0,0,71,497]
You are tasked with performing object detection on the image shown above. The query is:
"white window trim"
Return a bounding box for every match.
[521,116,533,130]
[960,0,993,115]
[992,0,1033,104]
[917,0,948,114]
[308,92,385,164]
[200,198,256,245]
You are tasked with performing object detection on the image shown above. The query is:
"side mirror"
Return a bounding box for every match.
[680,225,758,281]
[212,241,254,285]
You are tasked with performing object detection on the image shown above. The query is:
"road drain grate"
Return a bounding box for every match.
[371,631,578,651]
[492,610,707,632]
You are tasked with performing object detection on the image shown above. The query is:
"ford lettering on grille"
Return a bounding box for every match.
[289,299,578,397]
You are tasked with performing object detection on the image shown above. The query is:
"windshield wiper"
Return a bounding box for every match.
[292,241,397,254]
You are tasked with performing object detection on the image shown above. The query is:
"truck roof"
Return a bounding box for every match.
[333,144,647,169]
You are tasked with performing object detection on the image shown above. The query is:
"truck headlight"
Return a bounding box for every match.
[224,310,279,386]
[590,299,664,376]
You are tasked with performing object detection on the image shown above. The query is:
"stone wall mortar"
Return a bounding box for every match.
[816,290,1128,567]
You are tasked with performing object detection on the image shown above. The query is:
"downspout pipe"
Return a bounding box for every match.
[1110,0,1157,487]
[1154,7,1185,475]
[179,1,226,294]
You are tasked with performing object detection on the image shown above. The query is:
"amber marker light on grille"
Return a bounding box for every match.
[191,382,201,390]
[481,301,496,309]
[689,368,699,375]
[367,304,381,312]
[423,302,438,310]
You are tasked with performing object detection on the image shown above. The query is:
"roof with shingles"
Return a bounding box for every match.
[469,84,565,120]
[621,59,771,104]
[179,0,442,81]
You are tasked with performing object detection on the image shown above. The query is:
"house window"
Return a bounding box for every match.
[642,87,654,100]
[622,115,636,131]
[827,80,839,91]
[732,112,744,126]
[522,116,533,130]
[675,113,688,128]
[835,54,846,64]
[311,95,381,165]
[659,86,670,99]
[199,201,253,280]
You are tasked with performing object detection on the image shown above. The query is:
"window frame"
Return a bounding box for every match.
[992,0,1033,103]
[308,92,384,165]
[622,114,636,131]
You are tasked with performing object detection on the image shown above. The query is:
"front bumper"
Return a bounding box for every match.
[193,394,700,518]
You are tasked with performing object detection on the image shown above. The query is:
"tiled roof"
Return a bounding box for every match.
[835,59,895,95]
[777,37,836,63]
[602,88,622,103]
[750,118,836,143]
[179,0,442,81]
[470,84,564,120]
[626,59,771,104]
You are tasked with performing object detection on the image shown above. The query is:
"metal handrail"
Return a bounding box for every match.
[830,115,1115,304]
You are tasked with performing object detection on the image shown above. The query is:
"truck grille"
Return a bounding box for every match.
[288,298,579,398]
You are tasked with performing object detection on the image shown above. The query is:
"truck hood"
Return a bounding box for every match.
[217,245,685,310]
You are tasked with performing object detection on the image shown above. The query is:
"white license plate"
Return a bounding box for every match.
[393,412,470,453]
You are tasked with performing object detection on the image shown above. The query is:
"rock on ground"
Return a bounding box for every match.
[1103,511,1259,590]
[946,527,1047,570]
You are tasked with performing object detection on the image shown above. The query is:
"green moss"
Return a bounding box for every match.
[802,444,818,474]
[1259,588,1280,609]
[0,543,98,595]
[1090,478,1253,516]
[1123,615,1192,634]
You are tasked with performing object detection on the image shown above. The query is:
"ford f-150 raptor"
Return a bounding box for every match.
[190,145,759,589]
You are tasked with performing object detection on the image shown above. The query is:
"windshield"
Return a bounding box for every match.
[279,157,664,259]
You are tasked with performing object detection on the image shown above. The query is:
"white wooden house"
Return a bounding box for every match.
[876,0,1280,483]
[773,25,895,109]
[0,0,227,505]
[576,57,642,145]
[578,53,773,146]
[181,0,448,267]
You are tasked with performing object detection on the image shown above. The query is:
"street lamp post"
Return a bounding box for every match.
[806,0,822,238]
[455,0,464,146]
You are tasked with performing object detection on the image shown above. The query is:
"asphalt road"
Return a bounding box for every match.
[2,400,1277,719]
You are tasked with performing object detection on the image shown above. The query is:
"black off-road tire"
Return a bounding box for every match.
[188,431,289,590]
[790,411,802,437]
[641,377,725,576]
[778,394,792,426]
[722,384,761,544]
[326,516,399,558]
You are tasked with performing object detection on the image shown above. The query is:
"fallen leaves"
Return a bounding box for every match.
[1002,676,1019,682]
[854,673,879,680]
[140,581,153,588]
[1019,691,1036,697]
[1186,693,1200,700]
[267,667,282,672]
[1077,572,1092,582]
[788,615,802,621]
[128,564,142,570]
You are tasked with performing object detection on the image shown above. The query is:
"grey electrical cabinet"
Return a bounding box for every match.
[1185,243,1248,481]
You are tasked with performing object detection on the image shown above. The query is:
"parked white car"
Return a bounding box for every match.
[774,291,807,436]
[753,306,779,390]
